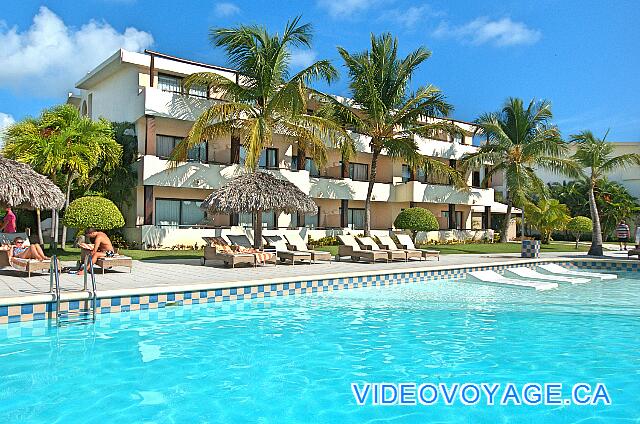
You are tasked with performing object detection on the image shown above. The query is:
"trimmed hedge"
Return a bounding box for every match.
[63,196,125,231]
[393,208,439,240]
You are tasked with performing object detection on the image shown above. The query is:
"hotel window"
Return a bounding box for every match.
[259,148,279,169]
[453,134,463,144]
[472,171,481,188]
[291,157,320,176]
[401,164,411,182]
[347,208,365,230]
[156,135,207,162]
[417,168,427,183]
[296,209,320,228]
[155,199,205,227]
[238,211,276,229]
[349,163,369,181]
[158,74,182,93]
[158,73,208,98]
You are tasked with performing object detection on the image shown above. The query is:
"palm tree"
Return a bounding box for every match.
[171,17,347,170]
[171,18,349,245]
[525,198,570,244]
[318,33,464,236]
[462,98,577,242]
[570,131,640,255]
[3,104,121,248]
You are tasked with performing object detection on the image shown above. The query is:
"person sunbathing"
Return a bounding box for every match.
[9,237,48,261]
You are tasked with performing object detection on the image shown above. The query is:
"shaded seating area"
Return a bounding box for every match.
[395,234,440,261]
[284,233,332,263]
[337,235,388,263]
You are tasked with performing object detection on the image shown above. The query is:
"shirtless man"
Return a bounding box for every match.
[79,228,115,275]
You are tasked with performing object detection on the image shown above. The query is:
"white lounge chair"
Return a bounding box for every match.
[377,235,422,261]
[337,235,388,263]
[395,234,440,261]
[357,236,406,261]
[468,270,558,291]
[284,233,332,263]
[537,263,617,280]
[264,234,312,265]
[505,267,590,284]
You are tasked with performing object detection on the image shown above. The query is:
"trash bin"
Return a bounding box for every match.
[521,240,541,258]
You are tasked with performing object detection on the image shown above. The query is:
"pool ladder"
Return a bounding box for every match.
[50,255,97,326]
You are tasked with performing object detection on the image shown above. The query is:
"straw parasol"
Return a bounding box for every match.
[0,156,65,210]
[201,171,317,248]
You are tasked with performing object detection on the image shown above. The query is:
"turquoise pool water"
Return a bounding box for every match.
[0,269,638,423]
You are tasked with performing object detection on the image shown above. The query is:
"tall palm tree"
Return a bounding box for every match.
[570,131,640,255]
[318,33,464,236]
[171,17,347,170]
[462,98,576,242]
[171,18,349,246]
[3,104,121,248]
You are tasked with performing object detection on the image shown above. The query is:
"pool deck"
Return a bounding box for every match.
[1,250,630,307]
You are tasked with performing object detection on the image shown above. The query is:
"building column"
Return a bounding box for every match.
[143,186,154,225]
[145,115,156,155]
[340,200,349,228]
[448,204,456,229]
[484,205,491,229]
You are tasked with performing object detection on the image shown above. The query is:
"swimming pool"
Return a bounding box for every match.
[0,267,638,423]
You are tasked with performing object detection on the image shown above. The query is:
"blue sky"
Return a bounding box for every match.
[1,0,639,141]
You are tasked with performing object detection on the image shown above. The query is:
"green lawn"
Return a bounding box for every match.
[45,247,202,262]
[315,241,588,256]
[45,241,587,263]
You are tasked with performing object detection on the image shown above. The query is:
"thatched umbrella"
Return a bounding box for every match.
[0,156,65,244]
[201,171,317,248]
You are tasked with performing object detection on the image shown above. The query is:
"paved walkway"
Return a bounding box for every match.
[0,251,602,305]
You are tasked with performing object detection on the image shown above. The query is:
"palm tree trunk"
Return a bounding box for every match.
[35,209,44,245]
[521,206,525,239]
[500,198,512,243]
[588,181,604,256]
[254,210,263,249]
[363,147,380,237]
[575,235,580,249]
[60,175,75,249]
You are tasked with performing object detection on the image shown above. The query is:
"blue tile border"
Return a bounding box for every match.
[0,258,637,325]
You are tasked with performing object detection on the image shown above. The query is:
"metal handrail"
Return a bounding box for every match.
[83,255,97,322]
[52,255,61,326]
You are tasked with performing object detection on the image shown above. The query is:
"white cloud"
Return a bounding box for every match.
[214,2,240,17]
[387,5,444,29]
[0,112,15,148]
[433,17,541,47]
[289,50,318,69]
[317,0,373,18]
[0,6,153,97]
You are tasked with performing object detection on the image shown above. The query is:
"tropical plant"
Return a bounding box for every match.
[3,105,122,247]
[318,33,464,236]
[570,131,640,255]
[461,98,577,242]
[525,199,570,244]
[566,216,593,249]
[63,196,125,232]
[393,207,439,242]
[171,17,348,171]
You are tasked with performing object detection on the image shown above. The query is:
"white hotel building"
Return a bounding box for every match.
[67,49,512,248]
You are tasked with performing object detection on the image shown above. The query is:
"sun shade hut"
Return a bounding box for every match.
[0,156,65,210]
[201,171,318,248]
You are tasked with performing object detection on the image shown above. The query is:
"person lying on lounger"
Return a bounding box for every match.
[77,228,115,275]
[8,237,48,261]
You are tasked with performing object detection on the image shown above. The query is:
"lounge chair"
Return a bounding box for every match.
[628,246,640,260]
[263,235,312,265]
[0,246,58,279]
[284,233,332,263]
[226,234,277,266]
[468,270,558,291]
[202,237,256,268]
[377,235,423,261]
[537,263,617,280]
[78,243,133,273]
[337,235,388,263]
[395,234,440,261]
[357,236,407,261]
[505,267,589,284]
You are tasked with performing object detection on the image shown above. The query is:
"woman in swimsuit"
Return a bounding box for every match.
[9,237,48,261]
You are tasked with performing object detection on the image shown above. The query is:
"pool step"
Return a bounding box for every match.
[468,270,558,291]
[505,267,590,284]
[57,309,96,326]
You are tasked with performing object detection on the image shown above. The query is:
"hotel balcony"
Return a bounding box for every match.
[143,86,221,121]
[393,181,494,206]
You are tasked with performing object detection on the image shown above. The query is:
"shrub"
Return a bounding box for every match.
[308,236,338,247]
[393,208,439,242]
[566,216,593,249]
[63,196,125,232]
